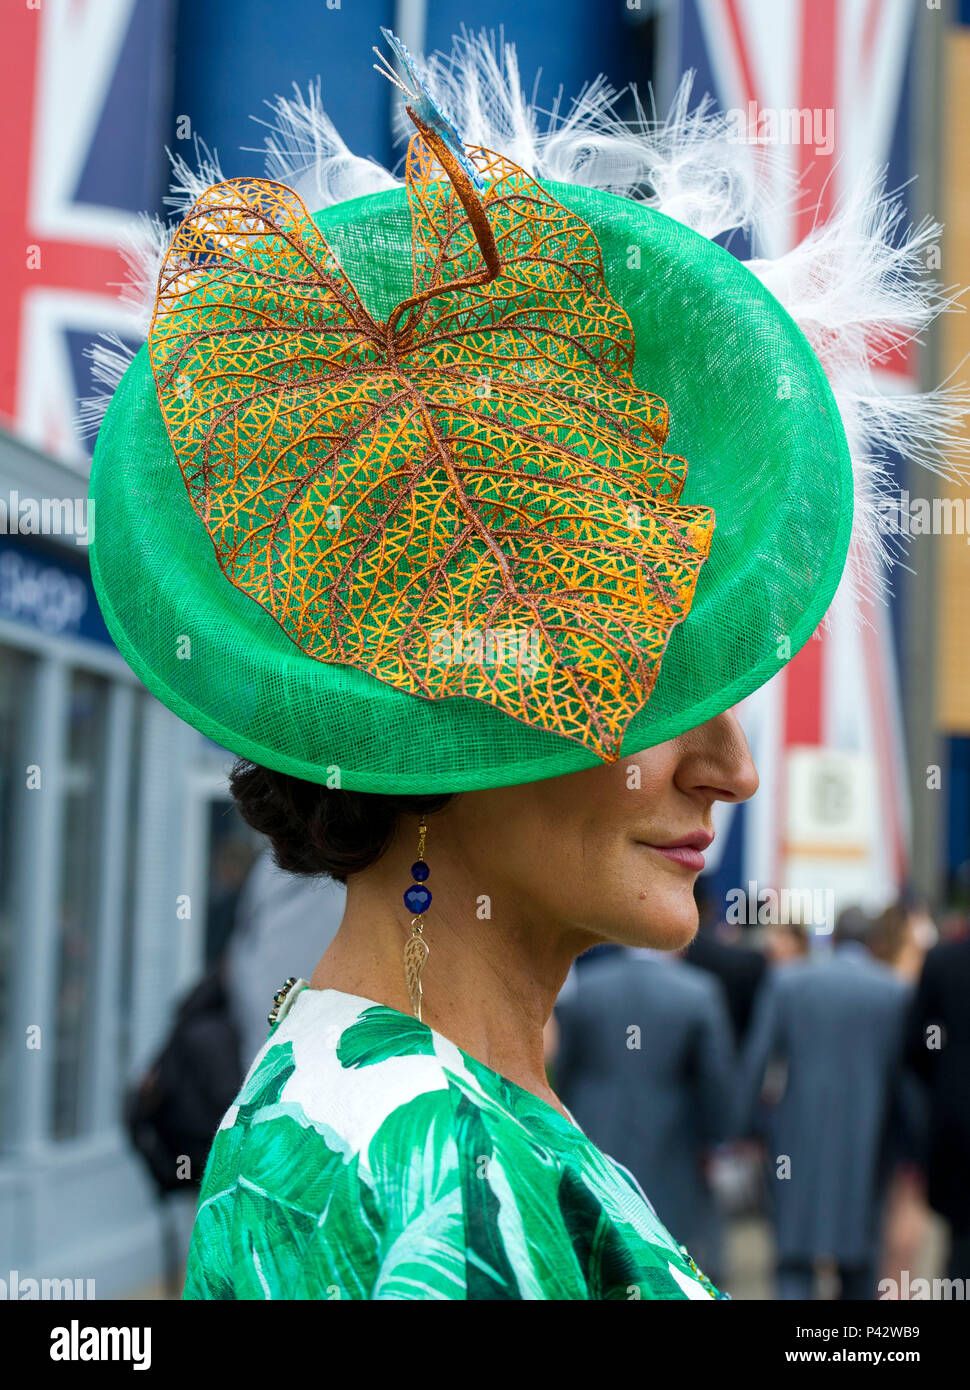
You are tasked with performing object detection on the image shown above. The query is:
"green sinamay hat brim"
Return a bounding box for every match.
[89,181,852,792]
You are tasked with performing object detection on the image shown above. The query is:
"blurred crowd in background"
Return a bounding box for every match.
[551,888,970,1300]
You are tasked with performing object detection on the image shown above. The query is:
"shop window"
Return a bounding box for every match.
[50,669,109,1140]
[117,690,143,1090]
[0,647,36,1138]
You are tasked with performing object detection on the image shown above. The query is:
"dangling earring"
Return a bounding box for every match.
[403,817,431,1021]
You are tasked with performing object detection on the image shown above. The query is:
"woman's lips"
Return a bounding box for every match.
[647,843,707,871]
[637,832,713,873]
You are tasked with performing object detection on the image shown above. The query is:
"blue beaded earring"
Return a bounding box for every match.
[403,817,431,1021]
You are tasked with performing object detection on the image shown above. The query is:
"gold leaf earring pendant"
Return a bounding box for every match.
[403,818,431,1020]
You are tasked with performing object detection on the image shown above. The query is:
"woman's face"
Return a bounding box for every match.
[435,710,758,952]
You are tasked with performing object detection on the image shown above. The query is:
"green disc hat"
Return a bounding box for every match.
[86,30,941,793]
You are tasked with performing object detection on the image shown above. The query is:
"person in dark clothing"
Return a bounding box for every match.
[554,948,735,1281]
[905,937,970,1280]
[736,908,911,1299]
[683,878,767,1048]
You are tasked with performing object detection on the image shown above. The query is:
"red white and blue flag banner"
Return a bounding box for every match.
[679,0,915,925]
[0,0,171,469]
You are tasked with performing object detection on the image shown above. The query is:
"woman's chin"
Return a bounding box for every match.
[595,889,700,952]
[650,914,700,951]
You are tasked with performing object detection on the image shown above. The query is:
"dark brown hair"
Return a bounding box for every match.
[229,759,453,883]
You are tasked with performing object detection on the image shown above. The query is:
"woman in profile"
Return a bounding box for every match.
[88,31,948,1298]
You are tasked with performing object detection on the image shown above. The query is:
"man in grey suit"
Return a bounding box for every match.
[554,948,735,1281]
[736,910,911,1299]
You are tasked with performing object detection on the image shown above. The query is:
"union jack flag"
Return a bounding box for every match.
[0,0,171,467]
[681,0,916,920]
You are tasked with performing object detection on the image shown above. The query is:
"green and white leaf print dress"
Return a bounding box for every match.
[183,984,726,1300]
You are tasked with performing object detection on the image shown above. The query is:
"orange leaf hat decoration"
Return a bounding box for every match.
[148,110,715,763]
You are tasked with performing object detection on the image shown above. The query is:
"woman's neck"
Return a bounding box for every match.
[309,843,591,1119]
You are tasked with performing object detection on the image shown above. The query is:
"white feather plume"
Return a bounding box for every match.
[258,30,787,238]
[250,79,401,207]
[77,332,138,440]
[164,136,225,214]
[79,143,225,438]
[115,212,171,335]
[415,30,790,240]
[746,173,970,606]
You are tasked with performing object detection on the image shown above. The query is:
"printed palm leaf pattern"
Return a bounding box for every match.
[367,1088,466,1299]
[336,1005,435,1069]
[557,1165,649,1300]
[184,1042,381,1300]
[440,1045,701,1300]
[150,129,715,760]
[452,1090,528,1299]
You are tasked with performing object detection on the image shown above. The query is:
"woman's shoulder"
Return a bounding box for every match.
[207,987,467,1182]
[184,988,471,1298]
